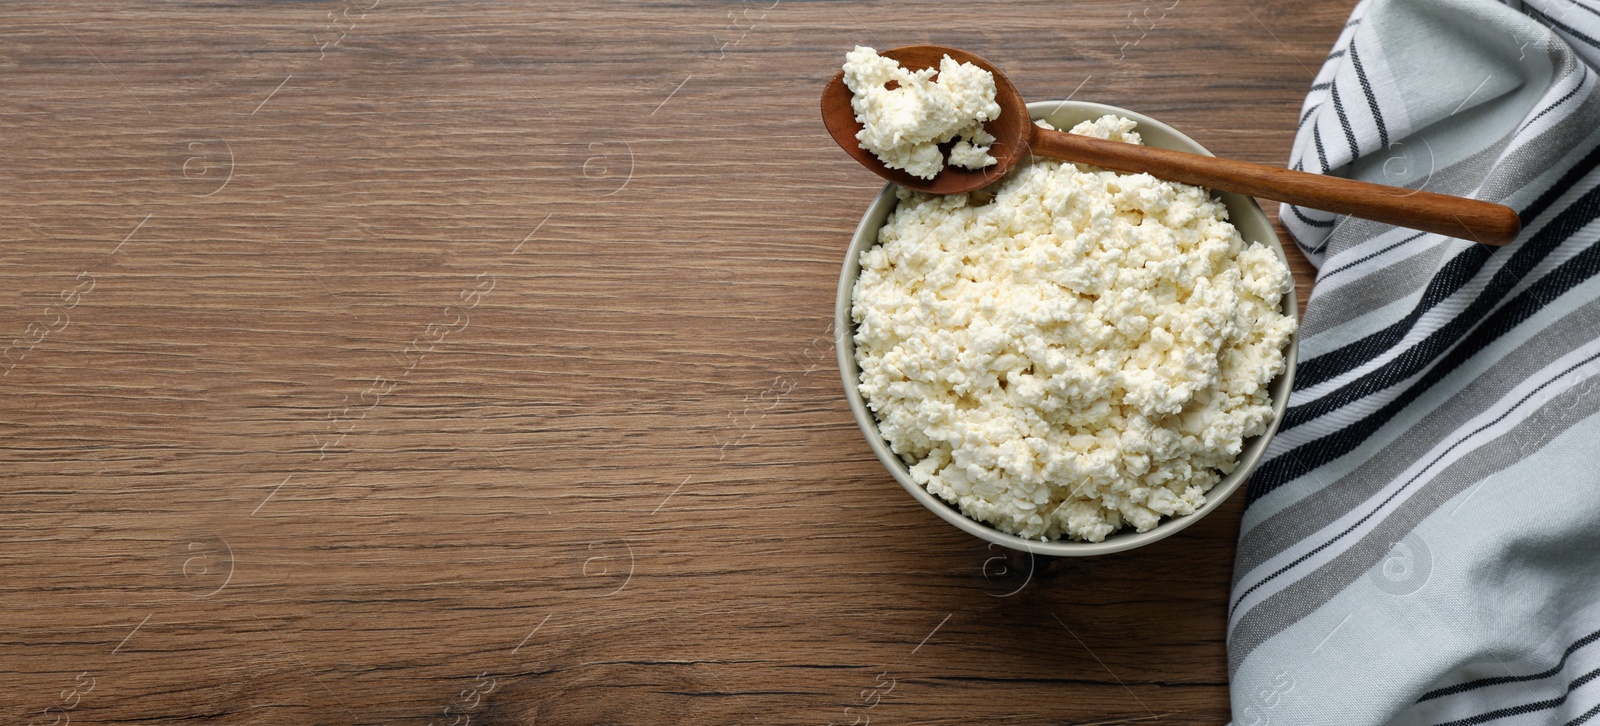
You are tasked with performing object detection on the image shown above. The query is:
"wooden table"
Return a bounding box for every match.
[1,1,1347,723]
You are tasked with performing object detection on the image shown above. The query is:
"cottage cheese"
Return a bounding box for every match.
[842,46,1001,180]
[851,115,1296,542]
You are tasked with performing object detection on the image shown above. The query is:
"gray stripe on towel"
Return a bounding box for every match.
[1235,292,1600,588]
[1231,349,1600,674]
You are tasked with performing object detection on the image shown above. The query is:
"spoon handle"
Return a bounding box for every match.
[1031,128,1521,246]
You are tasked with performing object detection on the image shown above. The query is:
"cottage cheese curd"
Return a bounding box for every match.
[842,46,1001,180]
[851,115,1295,542]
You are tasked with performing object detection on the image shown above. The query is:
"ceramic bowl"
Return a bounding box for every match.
[835,100,1300,556]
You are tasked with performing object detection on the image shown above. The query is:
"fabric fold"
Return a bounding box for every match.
[1228,0,1600,723]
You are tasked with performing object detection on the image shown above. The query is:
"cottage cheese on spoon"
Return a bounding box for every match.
[851,115,1296,542]
[842,46,1000,180]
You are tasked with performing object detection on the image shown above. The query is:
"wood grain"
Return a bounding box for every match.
[0,1,1348,723]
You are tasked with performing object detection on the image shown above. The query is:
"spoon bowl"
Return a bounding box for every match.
[821,45,1522,245]
[820,46,1031,195]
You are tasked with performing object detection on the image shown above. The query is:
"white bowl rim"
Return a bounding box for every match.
[834,99,1301,557]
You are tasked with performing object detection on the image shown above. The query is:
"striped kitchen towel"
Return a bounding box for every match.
[1229,0,1600,723]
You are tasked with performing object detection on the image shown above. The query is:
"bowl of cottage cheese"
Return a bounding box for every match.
[837,100,1299,556]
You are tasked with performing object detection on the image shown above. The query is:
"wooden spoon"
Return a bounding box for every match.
[821,45,1521,246]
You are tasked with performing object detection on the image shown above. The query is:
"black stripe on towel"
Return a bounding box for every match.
[1250,181,1600,500]
[1350,40,1389,149]
[1314,124,1332,173]
[1332,81,1362,161]
[1290,204,1338,228]
[1320,232,1428,281]
[1432,664,1600,726]
[1237,348,1600,620]
[1300,103,1323,130]
[1283,142,1600,392]
[1419,627,1600,701]
[1517,65,1589,138]
[1527,6,1600,52]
